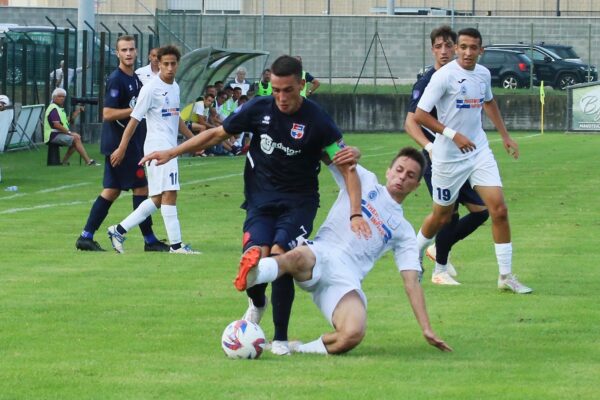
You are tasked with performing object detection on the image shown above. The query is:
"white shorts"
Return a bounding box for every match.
[431,147,502,206]
[145,158,180,197]
[298,241,367,326]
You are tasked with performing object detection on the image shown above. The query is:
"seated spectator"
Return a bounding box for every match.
[226,66,251,95]
[250,68,272,97]
[214,80,225,93]
[193,93,218,131]
[223,87,242,116]
[43,88,99,166]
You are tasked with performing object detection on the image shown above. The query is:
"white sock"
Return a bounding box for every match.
[161,204,182,245]
[248,257,279,288]
[416,229,434,259]
[120,198,157,232]
[495,242,512,276]
[434,262,447,274]
[297,337,328,354]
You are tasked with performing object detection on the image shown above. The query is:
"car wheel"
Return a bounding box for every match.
[7,66,23,84]
[558,73,578,90]
[501,74,519,89]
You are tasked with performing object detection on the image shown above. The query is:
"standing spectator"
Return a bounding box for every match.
[214,80,225,93]
[251,68,272,97]
[75,35,168,253]
[107,45,200,254]
[227,66,251,95]
[50,60,82,90]
[140,55,366,355]
[135,47,160,85]
[295,56,320,97]
[43,88,99,167]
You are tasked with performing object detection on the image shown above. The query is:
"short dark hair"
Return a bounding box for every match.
[157,45,181,61]
[217,90,228,98]
[430,25,457,46]
[214,80,224,86]
[389,147,427,180]
[116,35,136,49]
[457,27,483,46]
[270,55,302,81]
[262,68,271,74]
[232,87,242,92]
[239,95,249,102]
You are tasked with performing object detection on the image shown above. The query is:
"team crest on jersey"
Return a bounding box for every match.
[460,84,467,95]
[110,89,119,98]
[412,89,420,100]
[129,84,133,91]
[368,190,378,200]
[262,115,271,125]
[290,123,305,139]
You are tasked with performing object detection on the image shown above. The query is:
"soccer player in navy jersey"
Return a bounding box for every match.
[75,35,168,252]
[404,25,489,285]
[141,55,369,355]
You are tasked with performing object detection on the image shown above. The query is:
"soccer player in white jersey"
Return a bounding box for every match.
[414,27,532,293]
[107,45,199,254]
[135,47,160,86]
[234,147,453,355]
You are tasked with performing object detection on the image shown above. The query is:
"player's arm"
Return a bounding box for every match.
[308,77,320,96]
[110,116,141,167]
[400,269,453,352]
[140,125,231,166]
[414,107,475,154]
[404,111,433,156]
[103,106,133,121]
[178,117,195,140]
[483,99,519,159]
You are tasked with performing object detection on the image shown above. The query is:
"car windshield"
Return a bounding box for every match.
[545,46,578,59]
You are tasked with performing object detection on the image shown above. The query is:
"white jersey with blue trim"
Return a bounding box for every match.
[131,76,181,153]
[417,60,493,162]
[312,164,421,281]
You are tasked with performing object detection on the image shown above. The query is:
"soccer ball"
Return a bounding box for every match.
[221,319,266,359]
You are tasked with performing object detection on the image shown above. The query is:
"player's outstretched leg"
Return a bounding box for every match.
[234,246,262,291]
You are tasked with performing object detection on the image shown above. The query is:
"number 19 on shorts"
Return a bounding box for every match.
[436,187,451,202]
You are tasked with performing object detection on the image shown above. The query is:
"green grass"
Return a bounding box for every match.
[1,132,599,399]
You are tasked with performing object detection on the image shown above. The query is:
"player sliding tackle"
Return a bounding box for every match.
[235,147,452,355]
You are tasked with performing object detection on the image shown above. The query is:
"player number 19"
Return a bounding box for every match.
[436,187,451,202]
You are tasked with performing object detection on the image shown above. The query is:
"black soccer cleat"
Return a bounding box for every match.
[144,239,170,252]
[76,237,106,251]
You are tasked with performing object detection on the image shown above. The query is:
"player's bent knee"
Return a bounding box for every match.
[332,328,365,354]
[489,203,508,221]
[282,248,312,275]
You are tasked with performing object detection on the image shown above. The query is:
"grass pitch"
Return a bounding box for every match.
[0,132,599,399]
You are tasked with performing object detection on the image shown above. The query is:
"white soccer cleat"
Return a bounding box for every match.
[169,243,202,254]
[425,244,437,262]
[498,274,533,294]
[242,296,268,324]
[445,259,458,277]
[270,340,291,356]
[107,225,126,254]
[288,340,303,353]
[431,271,461,285]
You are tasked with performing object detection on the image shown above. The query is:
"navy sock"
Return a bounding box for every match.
[435,213,459,265]
[116,224,127,235]
[133,195,156,242]
[271,273,295,342]
[83,196,113,237]
[453,209,489,243]
[246,283,268,308]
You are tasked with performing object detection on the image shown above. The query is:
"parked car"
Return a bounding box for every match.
[484,43,597,89]
[536,42,582,64]
[478,48,536,89]
[415,49,536,89]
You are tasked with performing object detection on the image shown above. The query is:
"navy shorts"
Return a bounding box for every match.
[242,200,318,252]
[102,155,148,190]
[423,161,485,208]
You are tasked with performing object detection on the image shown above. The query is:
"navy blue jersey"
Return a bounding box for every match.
[408,67,437,143]
[223,96,343,206]
[100,68,146,156]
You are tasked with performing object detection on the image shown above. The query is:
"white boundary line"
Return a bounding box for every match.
[0,200,88,215]
[37,182,91,193]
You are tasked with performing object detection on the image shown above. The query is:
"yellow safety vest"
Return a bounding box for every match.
[43,103,69,143]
